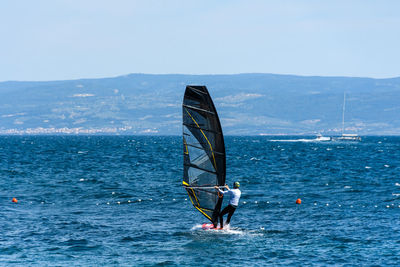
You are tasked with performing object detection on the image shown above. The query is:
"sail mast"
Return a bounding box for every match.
[336,92,361,141]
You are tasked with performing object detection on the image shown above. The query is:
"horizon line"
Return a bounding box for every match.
[1,72,399,83]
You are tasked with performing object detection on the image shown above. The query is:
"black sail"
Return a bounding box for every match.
[182,85,226,226]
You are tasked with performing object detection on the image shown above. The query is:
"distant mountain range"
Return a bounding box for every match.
[1,73,399,135]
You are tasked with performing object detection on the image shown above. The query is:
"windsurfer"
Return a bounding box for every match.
[214,181,241,229]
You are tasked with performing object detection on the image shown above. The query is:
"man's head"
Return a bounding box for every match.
[233,181,240,189]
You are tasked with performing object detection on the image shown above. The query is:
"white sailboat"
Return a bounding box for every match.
[336,93,361,141]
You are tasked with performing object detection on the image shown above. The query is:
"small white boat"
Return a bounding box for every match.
[315,134,331,141]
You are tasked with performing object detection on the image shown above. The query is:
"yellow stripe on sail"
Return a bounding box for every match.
[191,188,200,205]
[184,108,217,171]
[183,136,189,155]
[195,206,212,221]
[185,189,203,216]
[187,192,195,206]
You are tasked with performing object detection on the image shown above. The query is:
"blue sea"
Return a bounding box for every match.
[1,136,400,266]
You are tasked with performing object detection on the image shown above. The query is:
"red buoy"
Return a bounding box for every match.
[296,198,301,204]
[12,197,18,203]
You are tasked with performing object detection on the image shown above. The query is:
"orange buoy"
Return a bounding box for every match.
[296,198,301,204]
[12,197,18,203]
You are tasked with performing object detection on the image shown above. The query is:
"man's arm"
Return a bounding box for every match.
[214,185,228,189]
[214,185,228,194]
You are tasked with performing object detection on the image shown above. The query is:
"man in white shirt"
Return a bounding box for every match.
[214,181,241,229]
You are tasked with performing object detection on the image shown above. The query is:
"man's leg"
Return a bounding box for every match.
[212,218,218,228]
[226,205,236,225]
[219,206,230,228]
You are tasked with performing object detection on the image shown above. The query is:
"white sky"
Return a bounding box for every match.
[1,0,399,81]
